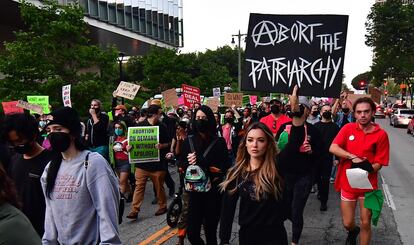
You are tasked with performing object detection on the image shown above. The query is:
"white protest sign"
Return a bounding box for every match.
[115,81,141,100]
[213,87,221,97]
[16,100,44,115]
[346,168,373,189]
[62,84,72,107]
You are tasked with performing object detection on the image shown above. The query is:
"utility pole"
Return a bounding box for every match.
[231,30,247,92]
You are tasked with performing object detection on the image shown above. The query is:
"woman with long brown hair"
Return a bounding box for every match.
[0,166,41,244]
[219,122,287,245]
[220,86,308,245]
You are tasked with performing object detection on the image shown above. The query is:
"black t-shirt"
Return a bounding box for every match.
[8,149,52,236]
[314,121,340,159]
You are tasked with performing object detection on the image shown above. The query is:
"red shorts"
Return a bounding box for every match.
[340,189,366,202]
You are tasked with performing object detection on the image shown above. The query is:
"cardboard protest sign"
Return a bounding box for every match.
[128,126,160,163]
[242,14,348,98]
[62,84,72,107]
[249,96,258,105]
[115,81,140,100]
[162,88,178,108]
[182,84,201,108]
[16,100,44,115]
[224,93,243,107]
[2,101,24,115]
[26,96,49,114]
[347,94,371,105]
[206,97,220,112]
[213,87,221,97]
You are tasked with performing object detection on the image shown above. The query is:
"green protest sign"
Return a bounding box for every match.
[27,96,50,114]
[128,126,160,163]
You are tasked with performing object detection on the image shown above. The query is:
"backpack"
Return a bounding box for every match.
[184,136,218,192]
[83,152,125,224]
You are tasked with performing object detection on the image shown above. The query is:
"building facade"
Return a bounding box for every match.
[0,0,184,55]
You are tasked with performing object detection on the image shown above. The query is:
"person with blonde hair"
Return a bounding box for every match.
[220,86,310,245]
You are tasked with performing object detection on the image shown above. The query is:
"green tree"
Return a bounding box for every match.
[350,71,373,90]
[0,0,118,115]
[366,0,414,87]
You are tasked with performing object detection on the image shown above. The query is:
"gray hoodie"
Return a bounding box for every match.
[41,151,121,245]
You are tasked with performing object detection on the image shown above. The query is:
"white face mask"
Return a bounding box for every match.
[159,115,164,122]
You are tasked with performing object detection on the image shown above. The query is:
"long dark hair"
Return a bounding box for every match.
[192,105,217,137]
[45,136,87,199]
[0,165,21,208]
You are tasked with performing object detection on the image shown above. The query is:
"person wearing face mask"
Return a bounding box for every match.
[86,99,110,160]
[127,104,170,220]
[2,113,52,237]
[41,107,121,244]
[180,105,231,245]
[111,121,131,198]
[260,99,292,136]
[275,94,323,245]
[307,105,320,125]
[314,105,340,211]
[222,110,242,165]
[332,93,354,129]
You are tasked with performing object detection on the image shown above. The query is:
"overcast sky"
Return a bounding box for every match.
[181,0,376,87]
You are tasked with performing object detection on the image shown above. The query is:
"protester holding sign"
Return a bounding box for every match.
[127,105,170,220]
[86,99,110,160]
[275,93,323,245]
[329,97,389,245]
[179,105,231,245]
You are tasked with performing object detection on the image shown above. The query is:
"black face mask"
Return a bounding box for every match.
[177,111,184,117]
[225,117,234,124]
[322,111,332,120]
[13,142,33,154]
[270,105,281,114]
[94,108,100,114]
[48,132,71,153]
[342,108,350,114]
[312,111,319,117]
[195,119,209,133]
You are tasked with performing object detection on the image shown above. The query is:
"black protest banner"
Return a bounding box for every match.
[242,14,348,98]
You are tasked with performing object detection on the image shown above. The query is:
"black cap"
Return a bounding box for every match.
[47,107,82,136]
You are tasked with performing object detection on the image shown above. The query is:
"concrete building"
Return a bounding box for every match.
[0,0,184,55]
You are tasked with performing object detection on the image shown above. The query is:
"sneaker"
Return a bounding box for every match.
[345,226,360,245]
[155,208,167,216]
[320,203,327,211]
[126,211,138,220]
[330,178,335,184]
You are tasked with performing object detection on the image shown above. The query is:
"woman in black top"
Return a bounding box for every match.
[179,105,231,245]
[219,122,287,245]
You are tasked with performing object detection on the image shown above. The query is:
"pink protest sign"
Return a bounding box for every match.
[2,101,24,115]
[249,96,258,105]
[182,84,201,108]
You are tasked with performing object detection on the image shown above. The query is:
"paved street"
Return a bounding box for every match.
[119,118,411,245]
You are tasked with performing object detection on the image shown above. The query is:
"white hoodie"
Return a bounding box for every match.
[41,151,121,245]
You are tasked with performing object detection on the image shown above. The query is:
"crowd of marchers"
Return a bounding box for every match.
[0,87,389,245]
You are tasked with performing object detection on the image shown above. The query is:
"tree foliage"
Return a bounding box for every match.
[126,45,240,97]
[350,71,373,90]
[366,0,414,86]
[0,0,118,116]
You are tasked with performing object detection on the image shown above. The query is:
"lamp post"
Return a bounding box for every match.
[231,30,247,91]
[117,52,125,105]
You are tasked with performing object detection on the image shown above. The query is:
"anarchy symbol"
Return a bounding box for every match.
[251,20,278,47]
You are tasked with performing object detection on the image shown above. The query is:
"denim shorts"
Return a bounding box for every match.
[115,159,130,173]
